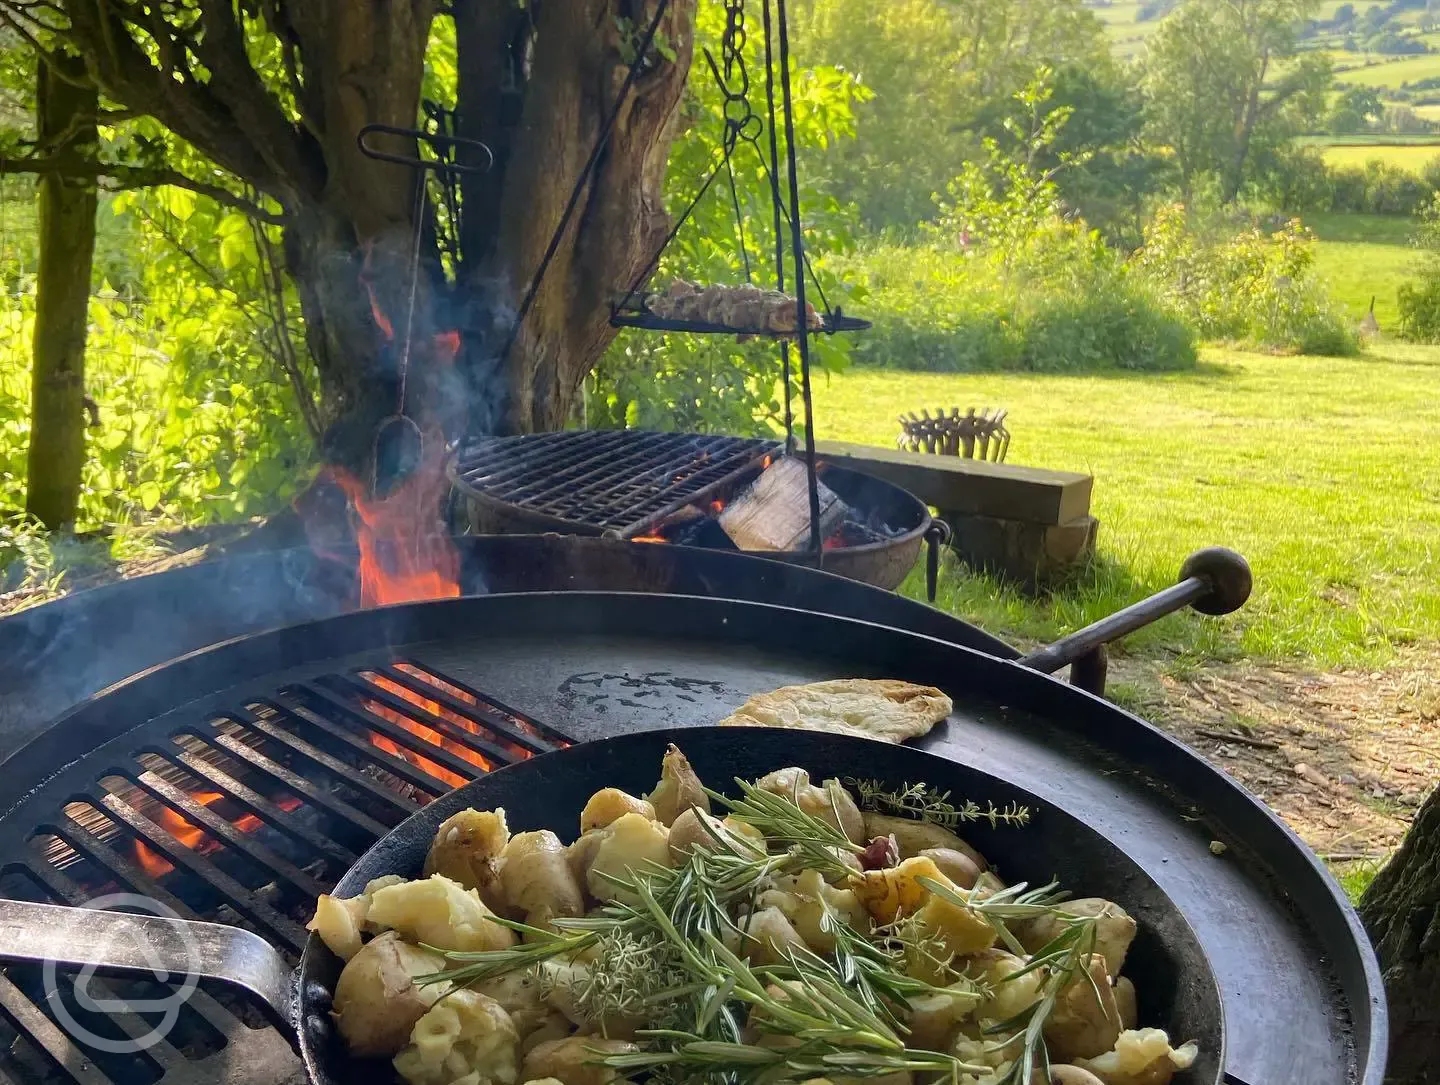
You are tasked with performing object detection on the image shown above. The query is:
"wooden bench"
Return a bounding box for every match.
[816,440,1098,586]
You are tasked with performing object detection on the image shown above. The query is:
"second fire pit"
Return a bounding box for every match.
[450,430,933,590]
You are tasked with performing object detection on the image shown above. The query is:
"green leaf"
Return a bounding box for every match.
[137,481,163,511]
[162,186,196,221]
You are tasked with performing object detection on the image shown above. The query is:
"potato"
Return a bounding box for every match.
[424,808,511,912]
[586,812,673,905]
[1044,954,1121,1062]
[392,987,520,1085]
[851,855,955,925]
[567,830,605,890]
[501,830,585,932]
[759,868,870,952]
[913,879,997,959]
[756,768,865,843]
[918,847,981,890]
[522,1035,638,1085]
[368,873,518,952]
[1114,977,1138,1031]
[968,950,1045,1023]
[905,987,981,1050]
[308,892,369,961]
[736,905,809,965]
[540,958,643,1038]
[861,814,987,871]
[1050,1068,1107,1085]
[1019,899,1138,976]
[647,744,710,826]
[477,967,552,1037]
[332,932,447,1058]
[520,1014,574,1056]
[1074,1029,1199,1085]
[580,788,655,833]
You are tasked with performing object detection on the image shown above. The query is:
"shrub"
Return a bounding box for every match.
[835,234,1197,374]
[1397,193,1440,340]
[1132,204,1358,355]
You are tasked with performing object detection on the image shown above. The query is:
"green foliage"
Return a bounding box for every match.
[588,3,862,436]
[1133,203,1358,353]
[788,0,1112,232]
[838,237,1195,374]
[1144,0,1332,201]
[1263,144,1434,215]
[1396,192,1440,338]
[842,80,1194,375]
[0,187,315,531]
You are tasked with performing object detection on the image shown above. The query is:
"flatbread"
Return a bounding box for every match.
[717,678,952,744]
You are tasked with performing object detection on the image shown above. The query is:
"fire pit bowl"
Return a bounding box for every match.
[0,592,1383,1085]
[449,431,933,591]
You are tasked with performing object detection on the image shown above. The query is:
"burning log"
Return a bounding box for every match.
[719,457,847,552]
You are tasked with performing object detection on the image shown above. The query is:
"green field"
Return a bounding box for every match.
[1304,212,1418,329]
[819,343,1440,668]
[1318,141,1440,172]
[1333,52,1440,88]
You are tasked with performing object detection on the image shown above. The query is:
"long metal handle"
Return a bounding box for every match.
[1018,547,1252,679]
[0,898,296,1036]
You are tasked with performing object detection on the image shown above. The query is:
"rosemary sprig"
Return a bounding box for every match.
[917,874,1069,955]
[981,916,1103,1085]
[706,778,862,880]
[846,778,1031,829]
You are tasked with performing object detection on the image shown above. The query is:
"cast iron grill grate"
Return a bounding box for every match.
[453,430,781,538]
[0,662,571,1085]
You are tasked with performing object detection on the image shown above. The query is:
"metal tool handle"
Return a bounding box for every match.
[1018,547,1252,689]
[357,124,494,174]
[0,898,296,1038]
[924,519,952,604]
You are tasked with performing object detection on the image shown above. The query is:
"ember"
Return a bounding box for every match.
[133,790,305,878]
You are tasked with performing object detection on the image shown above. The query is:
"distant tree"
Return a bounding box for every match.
[1333,2,1357,25]
[1362,3,1390,33]
[791,0,1111,231]
[1143,0,1332,203]
[1328,85,1386,132]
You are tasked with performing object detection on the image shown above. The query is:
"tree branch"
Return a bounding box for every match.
[0,153,287,223]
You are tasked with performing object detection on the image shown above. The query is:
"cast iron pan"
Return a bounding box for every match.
[0,728,1225,1085]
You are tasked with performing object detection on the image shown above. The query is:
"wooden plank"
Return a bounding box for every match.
[816,440,1092,526]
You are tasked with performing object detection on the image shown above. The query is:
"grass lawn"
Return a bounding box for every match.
[817,345,1440,669]
[1302,211,1417,328]
[1318,141,1440,173]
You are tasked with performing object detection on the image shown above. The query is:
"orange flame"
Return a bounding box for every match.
[133,791,304,878]
[631,534,667,544]
[326,427,461,608]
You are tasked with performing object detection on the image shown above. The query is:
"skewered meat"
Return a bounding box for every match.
[644,279,824,333]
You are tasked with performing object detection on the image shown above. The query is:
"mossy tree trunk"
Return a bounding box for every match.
[1360,782,1440,1085]
[25,57,98,529]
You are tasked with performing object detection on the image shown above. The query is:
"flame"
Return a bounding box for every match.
[395,663,562,746]
[709,498,725,514]
[631,534,667,544]
[132,791,305,878]
[434,329,461,359]
[761,455,773,469]
[326,430,461,608]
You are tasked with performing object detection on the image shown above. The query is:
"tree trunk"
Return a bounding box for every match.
[1360,783,1440,1085]
[30,0,698,471]
[26,58,98,529]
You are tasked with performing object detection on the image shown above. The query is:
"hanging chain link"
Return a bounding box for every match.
[717,0,761,150]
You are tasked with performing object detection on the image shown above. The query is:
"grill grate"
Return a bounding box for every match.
[0,661,571,1085]
[453,430,780,536]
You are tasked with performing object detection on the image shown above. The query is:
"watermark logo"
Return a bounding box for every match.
[43,893,200,1053]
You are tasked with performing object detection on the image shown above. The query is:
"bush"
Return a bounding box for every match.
[1132,204,1358,355]
[835,233,1197,374]
[1397,193,1440,340]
